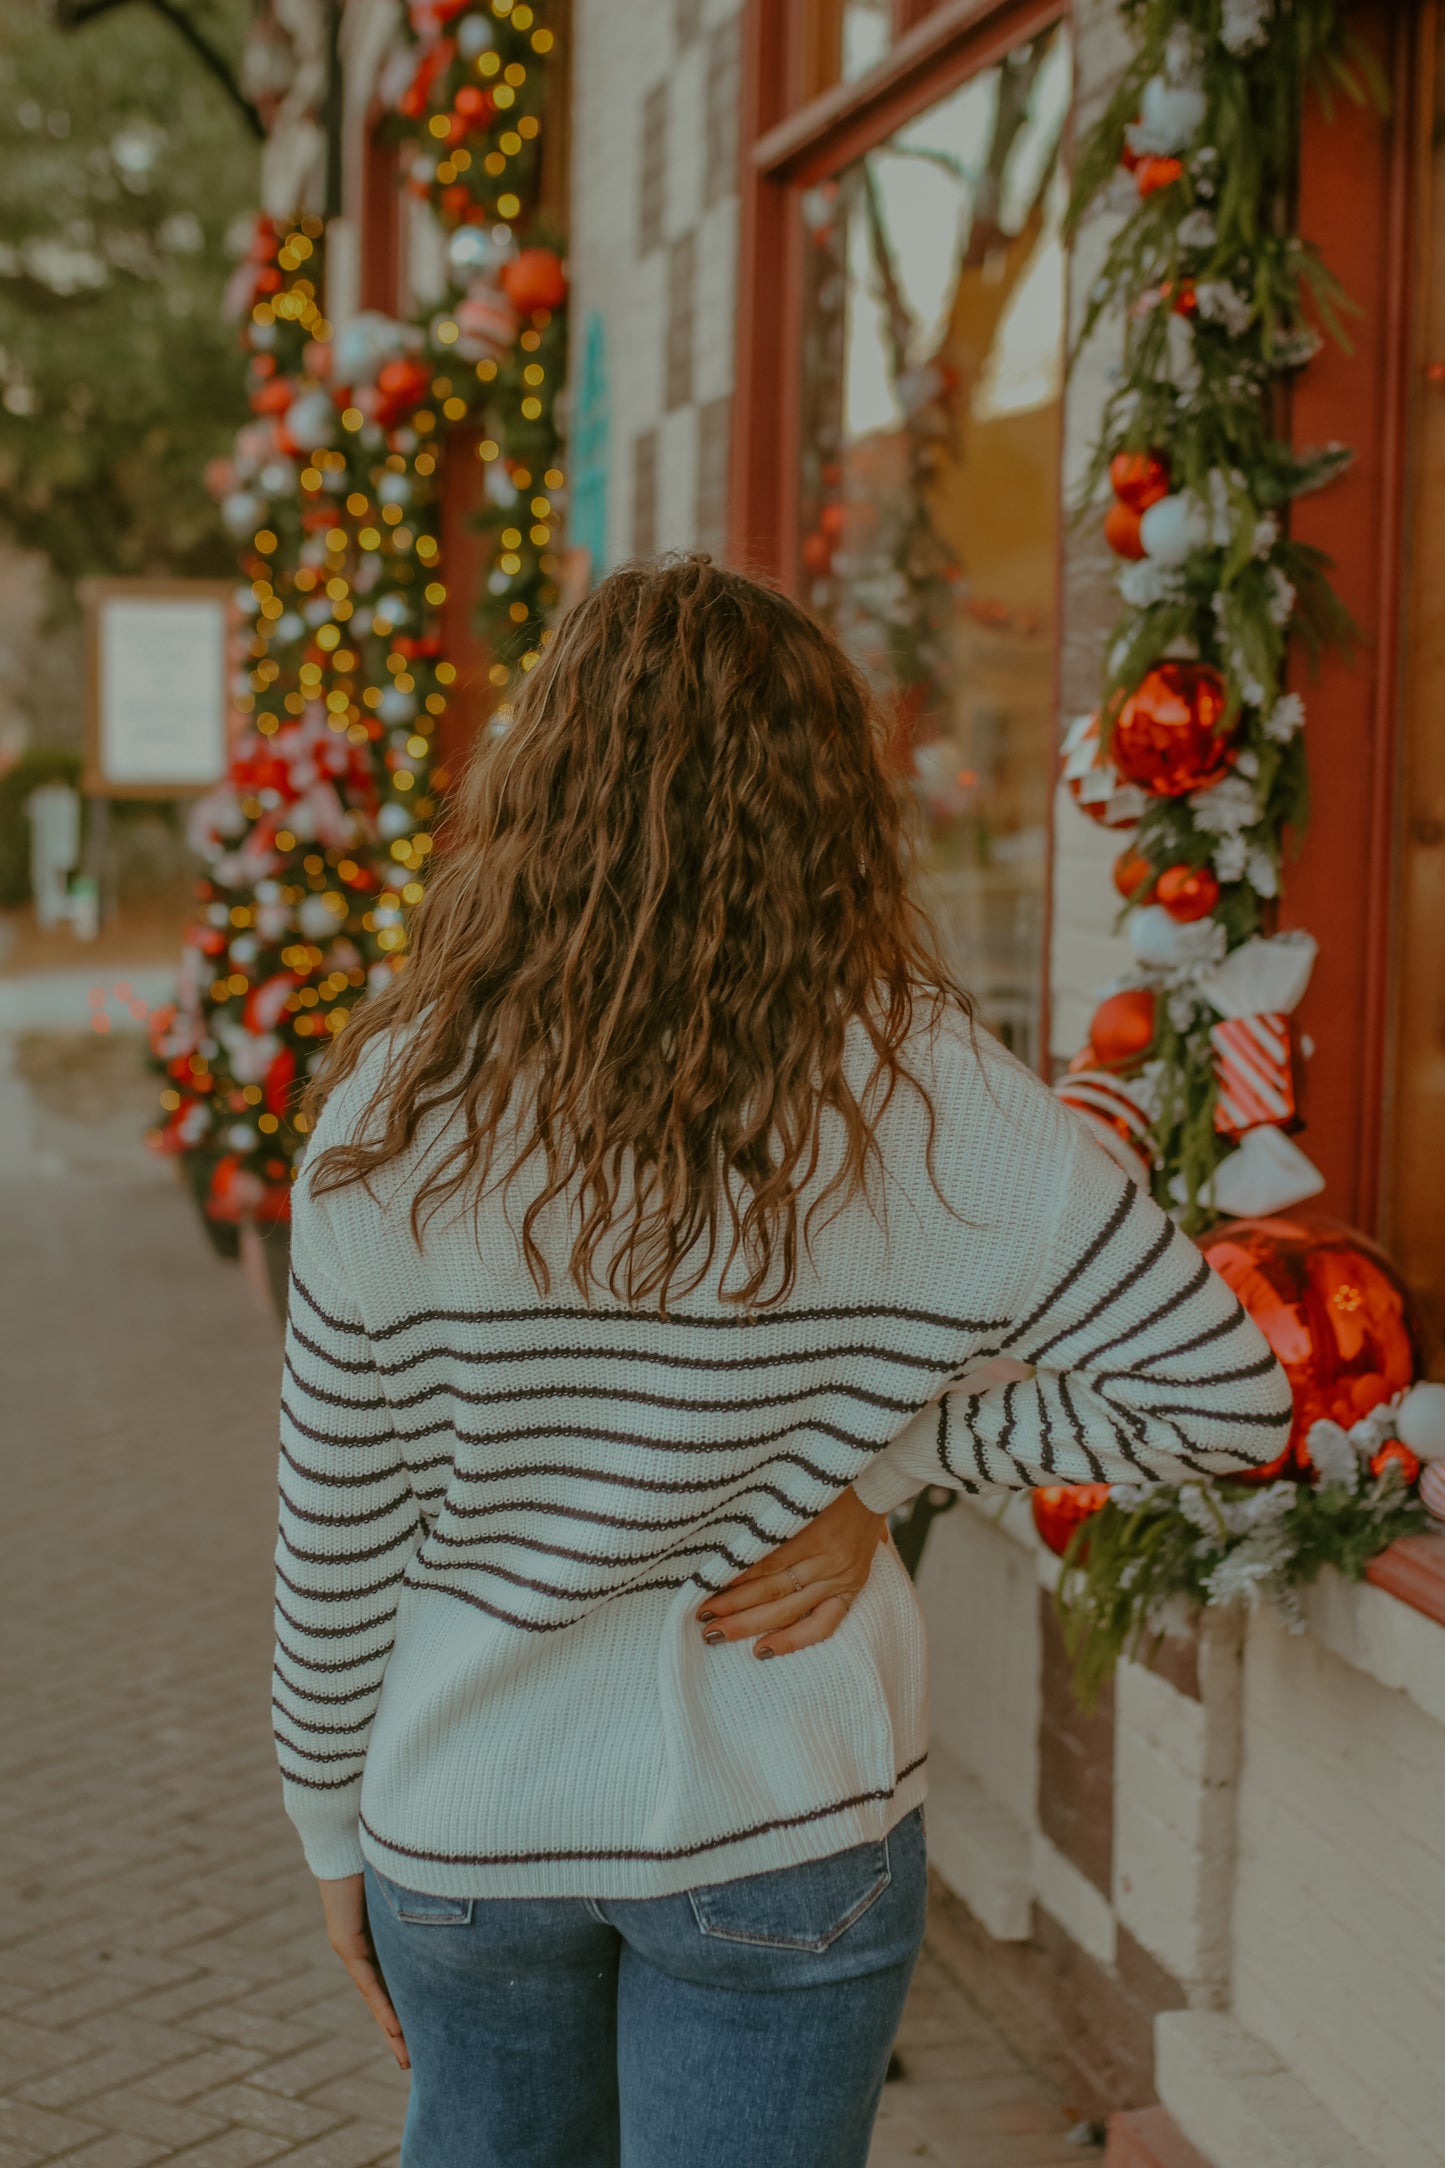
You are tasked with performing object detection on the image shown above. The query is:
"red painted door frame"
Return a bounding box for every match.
[1284,0,1414,1232]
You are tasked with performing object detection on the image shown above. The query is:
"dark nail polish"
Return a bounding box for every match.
[697,1610,715,1623]
[756,1645,775,1660]
[703,1628,725,1645]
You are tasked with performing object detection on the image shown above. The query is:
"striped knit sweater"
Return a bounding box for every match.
[273,1018,1291,1896]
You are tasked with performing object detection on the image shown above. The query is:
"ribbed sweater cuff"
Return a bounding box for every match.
[852,1457,927,1516]
[286,1787,367,1881]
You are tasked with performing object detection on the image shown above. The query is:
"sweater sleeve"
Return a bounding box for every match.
[852,1113,1292,1513]
[272,1191,423,1880]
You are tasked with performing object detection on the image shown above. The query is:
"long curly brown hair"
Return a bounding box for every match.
[305,554,969,1309]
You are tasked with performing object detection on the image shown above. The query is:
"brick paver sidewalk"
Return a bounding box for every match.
[0,1038,1085,2168]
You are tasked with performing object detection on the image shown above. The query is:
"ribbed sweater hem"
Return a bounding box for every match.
[354,1755,930,1901]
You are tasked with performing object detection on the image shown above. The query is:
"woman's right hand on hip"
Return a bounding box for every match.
[692,1486,888,1661]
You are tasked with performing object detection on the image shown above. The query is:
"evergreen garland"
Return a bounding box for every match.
[150,0,567,1224]
[1063,0,1379,1226]
[1054,1463,1427,1711]
[1040,0,1431,1707]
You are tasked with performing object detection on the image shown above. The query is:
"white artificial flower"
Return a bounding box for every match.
[1109,1482,1152,1509]
[1163,22,1205,83]
[1220,0,1273,55]
[1235,748,1260,778]
[1196,281,1256,336]
[1167,985,1203,1031]
[1176,1483,1218,1533]
[1119,559,1187,607]
[1213,834,1249,882]
[1272,327,1323,369]
[1252,515,1280,556]
[1167,312,1201,393]
[1262,692,1303,742]
[1190,774,1261,835]
[1245,848,1279,897]
[1266,567,1296,626]
[1177,210,1218,250]
[1307,1421,1361,1492]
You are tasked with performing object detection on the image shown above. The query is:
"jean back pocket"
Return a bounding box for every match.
[688,1836,891,1952]
[371,1870,474,1927]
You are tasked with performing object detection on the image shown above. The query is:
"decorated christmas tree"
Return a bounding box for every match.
[151,0,567,1233]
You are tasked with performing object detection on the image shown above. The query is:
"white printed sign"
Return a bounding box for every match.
[89,585,231,793]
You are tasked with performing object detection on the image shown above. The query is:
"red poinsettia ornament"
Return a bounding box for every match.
[1198,1215,1420,1478]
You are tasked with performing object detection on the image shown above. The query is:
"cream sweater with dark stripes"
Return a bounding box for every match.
[273,1019,1291,1895]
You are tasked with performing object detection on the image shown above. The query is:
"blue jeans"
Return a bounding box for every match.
[364,1808,927,2168]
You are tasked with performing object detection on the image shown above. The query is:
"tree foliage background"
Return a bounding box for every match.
[0,0,259,587]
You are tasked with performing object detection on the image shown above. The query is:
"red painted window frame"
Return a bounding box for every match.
[1283,0,1415,1231]
[728,0,1069,1075]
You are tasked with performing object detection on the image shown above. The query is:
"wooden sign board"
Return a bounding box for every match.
[82,578,235,797]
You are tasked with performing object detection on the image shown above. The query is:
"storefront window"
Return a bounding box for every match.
[804,0,896,92]
[797,26,1071,1066]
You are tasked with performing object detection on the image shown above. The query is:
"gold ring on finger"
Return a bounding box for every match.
[788,1568,805,1594]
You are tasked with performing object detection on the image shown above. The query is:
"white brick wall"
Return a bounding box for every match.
[1230,1606,1445,2168]
[1112,1616,1242,2001]
[916,1502,1040,1835]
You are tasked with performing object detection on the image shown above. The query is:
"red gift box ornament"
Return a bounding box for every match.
[1195,932,1318,1145]
[1211,1013,1296,1136]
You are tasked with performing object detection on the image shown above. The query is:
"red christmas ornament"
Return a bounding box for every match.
[1135,155,1184,197]
[251,377,294,417]
[1370,1440,1422,1486]
[1031,1485,1113,1558]
[206,1155,265,1225]
[1159,279,1198,318]
[1112,845,1156,902]
[1089,988,1157,1071]
[801,532,832,574]
[374,356,432,428]
[453,84,496,123]
[1109,450,1170,513]
[263,1045,298,1116]
[1198,1216,1421,1478]
[501,248,568,315]
[1155,863,1221,922]
[1103,500,1146,560]
[1111,664,1236,797]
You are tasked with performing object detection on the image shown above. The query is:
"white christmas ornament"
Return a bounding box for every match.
[298,894,340,940]
[1128,904,1218,970]
[1396,1382,1445,1462]
[1139,492,1209,566]
[1137,75,1207,154]
[221,490,262,538]
[376,802,414,840]
[285,390,337,452]
[457,12,497,58]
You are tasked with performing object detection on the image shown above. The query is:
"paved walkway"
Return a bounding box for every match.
[0,1022,1086,2167]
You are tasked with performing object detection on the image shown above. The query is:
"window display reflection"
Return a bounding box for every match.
[798,29,1071,1066]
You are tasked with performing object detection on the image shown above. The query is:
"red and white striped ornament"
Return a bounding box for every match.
[1211,1012,1295,1136]
[1057,1068,1154,1186]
